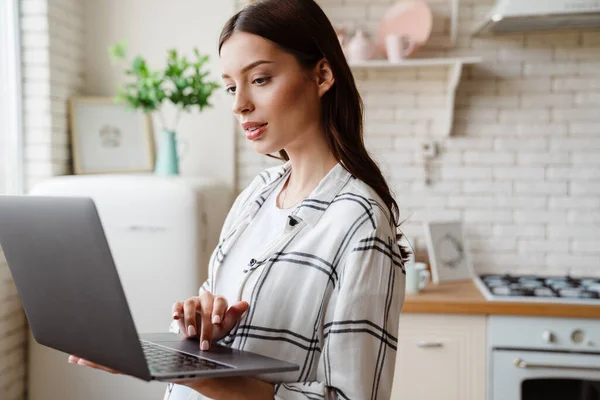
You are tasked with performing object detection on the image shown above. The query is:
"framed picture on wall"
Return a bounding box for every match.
[423,220,474,284]
[69,97,155,174]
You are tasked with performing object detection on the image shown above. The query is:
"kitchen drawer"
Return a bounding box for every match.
[391,314,486,400]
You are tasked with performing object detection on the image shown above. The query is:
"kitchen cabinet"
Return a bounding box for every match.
[390,313,486,400]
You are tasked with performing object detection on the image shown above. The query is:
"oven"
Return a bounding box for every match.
[489,315,600,400]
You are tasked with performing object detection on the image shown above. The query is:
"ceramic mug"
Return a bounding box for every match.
[405,262,430,295]
[385,34,416,62]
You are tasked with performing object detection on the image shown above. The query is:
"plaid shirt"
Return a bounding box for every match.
[167,162,407,400]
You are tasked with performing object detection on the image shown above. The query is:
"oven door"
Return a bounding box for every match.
[491,350,600,400]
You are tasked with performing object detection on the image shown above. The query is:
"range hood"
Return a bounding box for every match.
[473,0,600,35]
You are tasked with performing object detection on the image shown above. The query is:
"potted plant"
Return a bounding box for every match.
[108,41,220,175]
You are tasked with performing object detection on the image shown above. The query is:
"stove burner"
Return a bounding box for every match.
[480,274,600,302]
[580,290,600,299]
[492,286,535,296]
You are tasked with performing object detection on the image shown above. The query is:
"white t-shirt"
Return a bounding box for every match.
[214,176,292,306]
[165,177,292,400]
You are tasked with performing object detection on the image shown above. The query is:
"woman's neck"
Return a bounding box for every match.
[281,133,338,202]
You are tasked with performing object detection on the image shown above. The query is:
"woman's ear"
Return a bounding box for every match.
[315,58,335,98]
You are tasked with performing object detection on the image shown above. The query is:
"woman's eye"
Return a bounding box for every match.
[254,77,270,85]
[225,77,270,96]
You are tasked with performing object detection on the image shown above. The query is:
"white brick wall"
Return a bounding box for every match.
[234,0,600,277]
[0,248,27,400]
[22,0,83,191]
[0,1,83,399]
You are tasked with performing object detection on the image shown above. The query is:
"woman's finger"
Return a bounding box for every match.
[82,360,120,374]
[199,292,215,350]
[68,356,121,374]
[172,302,187,336]
[212,296,228,326]
[172,301,183,320]
[183,297,202,337]
[220,301,249,335]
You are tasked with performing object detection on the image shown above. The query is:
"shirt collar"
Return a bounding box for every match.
[247,161,353,227]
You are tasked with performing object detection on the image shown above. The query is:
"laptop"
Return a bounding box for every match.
[0,195,298,382]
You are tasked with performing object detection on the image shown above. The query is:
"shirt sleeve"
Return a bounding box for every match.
[273,229,406,399]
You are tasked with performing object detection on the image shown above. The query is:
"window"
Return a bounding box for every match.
[0,0,24,195]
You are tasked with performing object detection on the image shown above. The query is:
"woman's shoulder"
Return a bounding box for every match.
[323,176,397,239]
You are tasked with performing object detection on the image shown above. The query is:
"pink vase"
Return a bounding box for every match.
[346,30,376,62]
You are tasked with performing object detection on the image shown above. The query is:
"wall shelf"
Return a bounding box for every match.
[348,56,482,69]
[349,57,482,137]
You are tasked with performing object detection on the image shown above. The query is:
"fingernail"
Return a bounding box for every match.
[77,359,85,365]
[201,340,210,351]
[212,315,221,324]
[187,325,196,337]
[173,312,179,319]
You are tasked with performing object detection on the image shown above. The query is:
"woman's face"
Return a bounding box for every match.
[220,32,323,155]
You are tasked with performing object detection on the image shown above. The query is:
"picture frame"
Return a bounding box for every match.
[423,220,474,284]
[69,97,155,174]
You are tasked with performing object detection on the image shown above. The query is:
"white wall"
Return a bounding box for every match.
[235,0,600,277]
[82,0,236,187]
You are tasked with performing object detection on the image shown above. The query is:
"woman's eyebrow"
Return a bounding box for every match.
[222,60,274,79]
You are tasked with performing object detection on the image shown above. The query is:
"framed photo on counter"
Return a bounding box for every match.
[423,220,474,284]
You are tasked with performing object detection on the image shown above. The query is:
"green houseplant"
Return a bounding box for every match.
[109,41,220,175]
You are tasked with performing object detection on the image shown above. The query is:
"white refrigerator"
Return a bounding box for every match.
[26,174,232,400]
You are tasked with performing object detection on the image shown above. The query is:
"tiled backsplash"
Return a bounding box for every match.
[234,0,600,278]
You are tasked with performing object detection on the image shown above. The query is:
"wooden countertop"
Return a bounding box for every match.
[402,279,600,319]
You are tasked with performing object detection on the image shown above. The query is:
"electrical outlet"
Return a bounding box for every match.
[419,139,438,159]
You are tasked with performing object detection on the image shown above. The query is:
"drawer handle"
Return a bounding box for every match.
[416,340,443,348]
[513,357,600,372]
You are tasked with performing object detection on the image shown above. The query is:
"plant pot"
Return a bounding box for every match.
[154,129,180,176]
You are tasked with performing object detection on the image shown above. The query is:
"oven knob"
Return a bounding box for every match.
[542,330,555,344]
[571,329,584,344]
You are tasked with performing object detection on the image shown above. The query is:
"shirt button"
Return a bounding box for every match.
[289,217,298,227]
[249,258,256,266]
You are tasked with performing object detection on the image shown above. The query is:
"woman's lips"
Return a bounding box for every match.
[245,123,268,140]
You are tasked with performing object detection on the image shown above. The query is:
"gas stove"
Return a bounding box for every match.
[474,274,600,305]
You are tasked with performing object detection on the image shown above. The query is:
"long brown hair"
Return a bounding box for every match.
[219,0,409,251]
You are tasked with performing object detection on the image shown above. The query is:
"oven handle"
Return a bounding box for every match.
[513,357,600,372]
[416,340,443,348]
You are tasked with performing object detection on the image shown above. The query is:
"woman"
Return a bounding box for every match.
[70,0,409,398]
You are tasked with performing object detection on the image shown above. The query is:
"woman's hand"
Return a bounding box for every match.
[172,291,249,350]
[66,292,250,394]
[67,355,274,399]
[67,355,121,374]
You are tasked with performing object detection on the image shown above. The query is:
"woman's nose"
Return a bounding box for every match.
[232,89,254,115]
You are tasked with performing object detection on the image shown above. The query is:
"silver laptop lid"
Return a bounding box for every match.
[0,195,152,381]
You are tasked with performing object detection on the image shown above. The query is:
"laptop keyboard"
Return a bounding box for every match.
[142,341,232,374]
